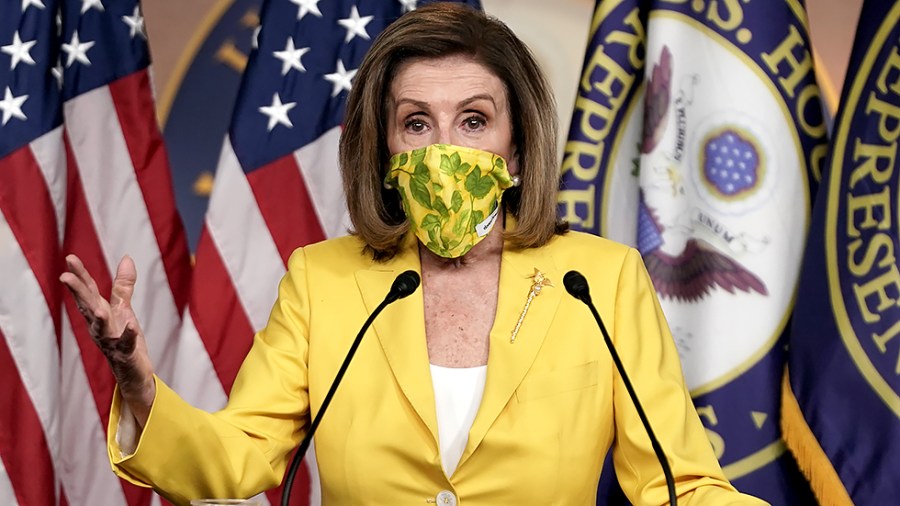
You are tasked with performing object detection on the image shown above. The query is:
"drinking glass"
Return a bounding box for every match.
[189,500,259,506]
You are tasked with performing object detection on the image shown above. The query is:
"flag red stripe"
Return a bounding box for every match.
[107,70,191,313]
[0,146,62,336]
[0,327,57,506]
[190,229,256,394]
[248,157,325,266]
[62,138,153,506]
[266,449,311,506]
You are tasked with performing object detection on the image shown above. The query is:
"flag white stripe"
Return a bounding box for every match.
[0,212,60,461]
[29,127,67,245]
[63,88,183,379]
[166,314,228,412]
[58,312,127,506]
[306,440,321,505]
[252,492,272,506]
[0,459,18,506]
[293,127,350,239]
[206,139,285,331]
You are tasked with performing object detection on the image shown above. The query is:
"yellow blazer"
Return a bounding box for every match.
[109,230,768,505]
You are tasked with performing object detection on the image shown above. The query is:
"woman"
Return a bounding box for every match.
[62,3,768,505]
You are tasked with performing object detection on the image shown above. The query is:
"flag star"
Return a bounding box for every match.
[62,31,95,67]
[55,11,62,36]
[397,0,417,12]
[324,59,357,97]
[1,32,37,69]
[21,0,45,11]
[251,26,261,49]
[259,93,296,131]
[273,38,310,75]
[338,5,374,43]
[81,0,103,13]
[122,6,146,39]
[52,58,64,88]
[0,87,28,126]
[290,0,322,20]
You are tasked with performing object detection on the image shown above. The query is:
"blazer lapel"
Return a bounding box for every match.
[354,240,439,451]
[459,240,562,467]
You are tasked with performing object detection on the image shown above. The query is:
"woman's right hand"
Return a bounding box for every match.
[60,254,156,427]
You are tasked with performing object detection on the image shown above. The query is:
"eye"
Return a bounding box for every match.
[404,117,428,134]
[462,115,486,131]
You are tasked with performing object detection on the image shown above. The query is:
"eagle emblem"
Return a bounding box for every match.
[642,45,673,154]
[638,196,768,302]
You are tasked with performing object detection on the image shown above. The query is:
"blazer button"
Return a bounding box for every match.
[436,490,457,506]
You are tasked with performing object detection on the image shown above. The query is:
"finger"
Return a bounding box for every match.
[64,254,101,299]
[110,255,137,307]
[60,270,99,317]
[60,258,106,317]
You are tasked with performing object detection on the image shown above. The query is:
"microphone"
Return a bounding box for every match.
[281,270,421,505]
[563,270,677,506]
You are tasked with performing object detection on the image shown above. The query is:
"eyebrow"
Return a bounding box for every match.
[394,98,431,111]
[394,94,498,111]
[458,94,497,109]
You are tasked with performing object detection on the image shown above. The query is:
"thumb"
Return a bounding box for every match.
[110,255,137,307]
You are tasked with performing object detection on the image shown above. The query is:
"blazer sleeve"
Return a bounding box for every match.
[610,248,769,505]
[107,248,313,505]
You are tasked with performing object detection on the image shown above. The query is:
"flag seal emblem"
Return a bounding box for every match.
[700,128,761,198]
[690,113,776,216]
[826,6,900,413]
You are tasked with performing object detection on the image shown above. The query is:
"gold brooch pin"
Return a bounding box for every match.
[510,268,553,343]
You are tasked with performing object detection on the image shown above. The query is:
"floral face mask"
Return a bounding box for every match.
[385,143,513,258]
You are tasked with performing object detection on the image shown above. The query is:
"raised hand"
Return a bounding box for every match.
[60,254,156,426]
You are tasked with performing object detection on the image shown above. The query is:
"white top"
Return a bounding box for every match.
[429,364,488,476]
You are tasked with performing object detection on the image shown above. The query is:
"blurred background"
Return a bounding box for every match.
[3,0,885,504]
[142,0,862,247]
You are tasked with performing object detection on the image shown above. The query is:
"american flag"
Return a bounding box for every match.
[4,0,488,504]
[0,0,191,504]
[163,0,478,505]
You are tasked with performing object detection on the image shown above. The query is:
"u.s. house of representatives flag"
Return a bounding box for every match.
[1,0,192,504]
[783,0,900,503]
[559,0,826,503]
[170,1,479,504]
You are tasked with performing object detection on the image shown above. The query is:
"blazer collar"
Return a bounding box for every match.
[355,233,439,455]
[354,225,564,468]
[459,237,561,469]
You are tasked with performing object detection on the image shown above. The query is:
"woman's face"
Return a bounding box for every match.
[386,54,518,174]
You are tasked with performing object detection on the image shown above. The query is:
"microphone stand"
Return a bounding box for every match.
[564,271,677,506]
[281,271,419,506]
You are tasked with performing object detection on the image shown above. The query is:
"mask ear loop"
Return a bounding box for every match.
[383,161,394,189]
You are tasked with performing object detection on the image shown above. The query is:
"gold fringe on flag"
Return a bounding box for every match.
[781,370,854,505]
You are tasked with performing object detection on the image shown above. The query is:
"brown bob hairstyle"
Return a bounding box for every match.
[340,2,566,260]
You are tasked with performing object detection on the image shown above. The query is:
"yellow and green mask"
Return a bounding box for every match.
[385,144,513,258]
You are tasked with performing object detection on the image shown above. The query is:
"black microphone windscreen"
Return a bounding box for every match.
[390,270,421,300]
[563,270,590,301]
